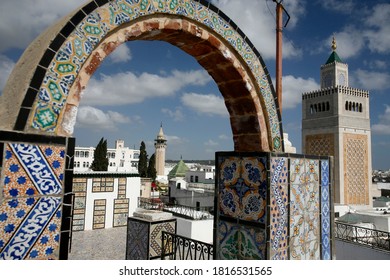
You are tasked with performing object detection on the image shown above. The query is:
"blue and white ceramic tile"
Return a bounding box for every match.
[269,157,288,260]
[0,197,62,260]
[321,160,331,259]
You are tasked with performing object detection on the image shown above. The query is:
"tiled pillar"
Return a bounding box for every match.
[215,152,334,260]
[126,210,176,260]
[0,131,74,260]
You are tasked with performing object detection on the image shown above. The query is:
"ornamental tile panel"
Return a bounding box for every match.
[217,219,266,260]
[217,219,239,260]
[218,155,267,223]
[149,221,175,258]
[269,157,288,260]
[321,159,331,259]
[126,219,149,260]
[0,196,62,260]
[3,144,64,199]
[289,158,321,260]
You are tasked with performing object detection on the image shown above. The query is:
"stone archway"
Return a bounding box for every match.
[0,0,286,260]
[0,0,283,152]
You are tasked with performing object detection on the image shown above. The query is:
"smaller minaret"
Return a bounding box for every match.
[154,123,167,176]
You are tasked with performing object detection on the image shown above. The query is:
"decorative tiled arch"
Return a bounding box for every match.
[9,0,283,152]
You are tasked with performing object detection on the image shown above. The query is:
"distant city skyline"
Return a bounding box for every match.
[0,0,390,169]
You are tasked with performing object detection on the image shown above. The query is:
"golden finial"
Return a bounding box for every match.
[331,36,337,51]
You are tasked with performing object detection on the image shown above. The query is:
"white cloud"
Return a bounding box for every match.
[320,0,355,13]
[364,3,390,54]
[0,55,15,93]
[352,69,390,91]
[219,134,229,140]
[161,107,185,122]
[318,3,390,60]
[181,93,228,117]
[82,69,211,106]
[204,139,219,146]
[281,75,320,109]
[0,0,81,51]
[165,135,187,145]
[372,105,390,135]
[211,0,304,60]
[76,106,132,131]
[109,44,132,63]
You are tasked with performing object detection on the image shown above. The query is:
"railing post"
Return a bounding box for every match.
[161,231,166,260]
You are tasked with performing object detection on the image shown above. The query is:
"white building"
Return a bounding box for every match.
[74,139,140,173]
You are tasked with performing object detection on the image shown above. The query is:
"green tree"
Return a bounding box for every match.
[138,141,148,177]
[147,153,157,181]
[91,137,109,171]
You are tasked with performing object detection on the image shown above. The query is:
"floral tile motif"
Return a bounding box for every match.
[289,158,320,260]
[269,157,288,260]
[218,156,267,223]
[2,144,65,199]
[29,0,282,151]
[217,220,239,260]
[0,197,62,260]
[217,220,266,260]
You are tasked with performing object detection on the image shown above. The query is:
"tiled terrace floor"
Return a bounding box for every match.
[67,226,127,260]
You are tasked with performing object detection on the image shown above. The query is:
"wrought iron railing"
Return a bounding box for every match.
[161,231,214,260]
[138,197,213,220]
[163,204,213,220]
[335,222,390,251]
[138,197,164,210]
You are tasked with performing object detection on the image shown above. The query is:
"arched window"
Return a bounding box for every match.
[345,101,348,111]
[359,103,363,112]
[326,102,330,111]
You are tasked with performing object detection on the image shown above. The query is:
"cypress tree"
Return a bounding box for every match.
[91,137,109,171]
[147,153,157,181]
[138,141,148,177]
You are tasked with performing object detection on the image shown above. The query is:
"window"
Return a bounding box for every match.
[195,176,199,183]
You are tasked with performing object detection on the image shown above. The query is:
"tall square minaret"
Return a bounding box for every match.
[302,38,372,206]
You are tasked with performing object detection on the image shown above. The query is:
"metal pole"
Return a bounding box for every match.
[275,1,283,114]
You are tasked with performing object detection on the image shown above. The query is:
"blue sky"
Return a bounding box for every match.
[0,0,389,169]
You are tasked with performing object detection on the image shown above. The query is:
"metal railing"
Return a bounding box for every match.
[138,197,213,220]
[334,222,390,251]
[138,197,164,210]
[163,204,213,220]
[161,231,213,260]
